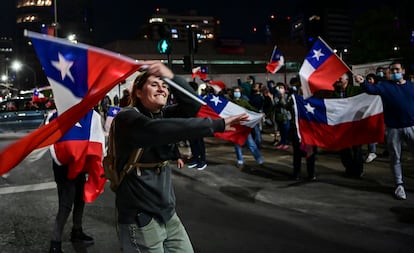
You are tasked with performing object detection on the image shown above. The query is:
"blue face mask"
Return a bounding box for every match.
[376,72,384,78]
[233,92,241,98]
[391,73,403,81]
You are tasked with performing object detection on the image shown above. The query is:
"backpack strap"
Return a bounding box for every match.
[119,106,167,177]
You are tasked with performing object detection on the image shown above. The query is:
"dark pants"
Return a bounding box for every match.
[292,133,316,178]
[51,161,86,242]
[340,145,364,177]
[189,138,206,164]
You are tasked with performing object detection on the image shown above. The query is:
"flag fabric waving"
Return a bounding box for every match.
[266,46,284,74]
[207,80,226,93]
[48,109,106,202]
[299,37,350,98]
[197,94,263,146]
[0,30,142,178]
[191,66,208,80]
[292,93,384,150]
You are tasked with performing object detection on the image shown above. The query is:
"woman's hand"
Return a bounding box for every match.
[139,60,174,80]
[223,113,249,131]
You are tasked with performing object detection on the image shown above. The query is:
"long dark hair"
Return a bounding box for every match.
[129,70,149,106]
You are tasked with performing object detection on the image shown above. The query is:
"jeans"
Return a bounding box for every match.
[386,126,414,185]
[118,213,194,253]
[276,121,290,145]
[252,124,262,147]
[367,143,377,153]
[234,133,263,164]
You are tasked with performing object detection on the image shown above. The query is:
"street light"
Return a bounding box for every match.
[333,48,348,59]
[11,60,37,88]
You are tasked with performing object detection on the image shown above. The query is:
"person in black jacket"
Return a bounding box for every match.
[332,73,364,178]
[113,61,248,253]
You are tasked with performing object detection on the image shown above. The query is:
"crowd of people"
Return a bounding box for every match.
[48,60,413,253]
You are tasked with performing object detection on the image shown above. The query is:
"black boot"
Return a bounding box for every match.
[70,228,94,245]
[49,240,63,253]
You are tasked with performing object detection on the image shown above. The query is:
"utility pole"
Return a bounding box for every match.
[53,0,58,36]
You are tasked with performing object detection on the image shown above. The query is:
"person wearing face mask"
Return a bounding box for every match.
[273,82,292,150]
[230,86,265,170]
[355,60,414,200]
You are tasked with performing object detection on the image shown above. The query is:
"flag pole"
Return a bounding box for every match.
[162,77,206,105]
[317,36,353,73]
[136,65,206,106]
[269,45,277,62]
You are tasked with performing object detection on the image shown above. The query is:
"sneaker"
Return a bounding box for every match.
[187,162,198,169]
[197,162,207,171]
[281,145,289,150]
[365,153,377,163]
[236,163,244,170]
[394,185,407,200]
[70,228,94,245]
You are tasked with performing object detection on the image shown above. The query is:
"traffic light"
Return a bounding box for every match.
[155,24,172,54]
[157,39,171,54]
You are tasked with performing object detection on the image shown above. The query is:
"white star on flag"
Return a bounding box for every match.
[210,95,223,106]
[312,49,324,61]
[51,52,75,82]
[304,103,315,114]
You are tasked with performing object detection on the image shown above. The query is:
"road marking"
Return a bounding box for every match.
[0,182,56,195]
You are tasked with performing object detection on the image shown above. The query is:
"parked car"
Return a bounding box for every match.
[0,97,52,133]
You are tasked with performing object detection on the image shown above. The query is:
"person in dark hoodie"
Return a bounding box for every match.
[113,61,248,253]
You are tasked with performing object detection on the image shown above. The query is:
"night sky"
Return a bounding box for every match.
[92,0,300,45]
[0,0,401,45]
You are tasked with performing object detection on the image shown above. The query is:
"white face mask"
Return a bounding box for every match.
[391,73,403,81]
[277,87,285,94]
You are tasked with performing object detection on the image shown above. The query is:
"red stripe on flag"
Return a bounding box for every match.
[307,56,349,94]
[298,113,384,150]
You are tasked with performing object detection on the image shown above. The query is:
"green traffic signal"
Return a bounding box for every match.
[158,39,171,54]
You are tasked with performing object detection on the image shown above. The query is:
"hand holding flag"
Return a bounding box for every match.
[191,66,208,80]
[266,46,284,74]
[197,94,263,146]
[299,37,350,98]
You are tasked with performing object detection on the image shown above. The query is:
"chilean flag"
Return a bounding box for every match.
[191,66,208,80]
[197,94,263,146]
[207,80,226,93]
[0,31,142,194]
[299,37,350,98]
[31,88,47,103]
[48,109,106,202]
[292,93,384,150]
[266,45,284,74]
[104,105,121,133]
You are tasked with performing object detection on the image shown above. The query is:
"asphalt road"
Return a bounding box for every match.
[0,129,413,253]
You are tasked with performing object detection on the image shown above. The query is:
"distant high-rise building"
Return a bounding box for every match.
[143,8,218,43]
[16,0,54,35]
[291,6,352,54]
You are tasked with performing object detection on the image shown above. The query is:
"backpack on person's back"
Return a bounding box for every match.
[102,107,168,192]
